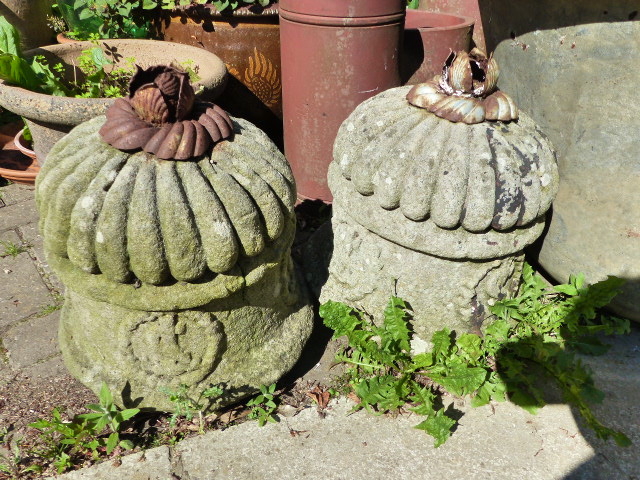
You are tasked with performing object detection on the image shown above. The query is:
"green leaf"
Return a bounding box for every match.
[89,47,113,69]
[471,373,507,407]
[77,8,96,20]
[99,382,114,407]
[119,439,135,450]
[0,54,44,92]
[414,410,456,447]
[203,385,224,398]
[412,352,434,369]
[119,408,140,422]
[431,328,453,361]
[381,296,412,354]
[553,283,579,296]
[77,411,103,421]
[408,385,436,416]
[93,415,110,433]
[320,301,362,338]
[106,432,119,455]
[508,390,542,415]
[0,16,21,56]
[54,452,72,474]
[568,276,625,322]
[353,375,408,413]
[428,364,487,396]
[28,56,72,95]
[612,432,632,448]
[456,333,483,362]
[568,336,610,356]
[484,318,511,342]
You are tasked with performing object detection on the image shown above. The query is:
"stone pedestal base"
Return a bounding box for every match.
[58,264,314,412]
[320,213,523,343]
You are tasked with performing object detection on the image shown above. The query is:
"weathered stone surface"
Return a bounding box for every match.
[37,116,297,309]
[58,262,313,411]
[334,87,558,234]
[320,211,523,341]
[37,114,314,410]
[493,19,640,321]
[321,85,558,339]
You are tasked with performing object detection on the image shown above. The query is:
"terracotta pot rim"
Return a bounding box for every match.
[169,3,279,17]
[13,129,37,160]
[56,32,81,43]
[405,9,475,31]
[278,0,405,18]
[0,128,40,184]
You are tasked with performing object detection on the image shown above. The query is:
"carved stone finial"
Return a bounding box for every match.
[406,49,518,124]
[99,65,233,160]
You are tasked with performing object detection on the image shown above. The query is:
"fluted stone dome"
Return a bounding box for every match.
[331,86,559,259]
[36,115,296,309]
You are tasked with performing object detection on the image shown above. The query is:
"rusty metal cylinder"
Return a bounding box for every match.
[279,0,405,202]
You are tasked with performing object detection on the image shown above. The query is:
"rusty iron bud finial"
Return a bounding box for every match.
[99,65,233,160]
[406,48,518,124]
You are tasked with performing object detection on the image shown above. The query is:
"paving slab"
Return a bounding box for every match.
[0,229,54,329]
[52,326,640,480]
[3,309,61,369]
[56,398,593,480]
[18,221,64,295]
[0,194,39,232]
[0,183,36,208]
[51,446,173,480]
[22,354,69,380]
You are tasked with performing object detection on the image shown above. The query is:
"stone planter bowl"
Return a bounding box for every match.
[0,40,228,164]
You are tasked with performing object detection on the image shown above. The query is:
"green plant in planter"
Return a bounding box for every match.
[159,0,272,13]
[0,16,134,98]
[57,0,157,39]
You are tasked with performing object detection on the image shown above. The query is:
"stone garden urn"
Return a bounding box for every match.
[0,40,227,165]
[35,67,314,411]
[320,50,559,342]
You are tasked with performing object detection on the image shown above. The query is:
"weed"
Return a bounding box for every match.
[160,384,224,433]
[38,303,63,317]
[246,384,279,427]
[320,264,631,448]
[0,442,44,478]
[29,383,139,473]
[0,240,29,258]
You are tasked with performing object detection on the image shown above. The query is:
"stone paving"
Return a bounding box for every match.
[1,180,640,480]
[0,182,67,382]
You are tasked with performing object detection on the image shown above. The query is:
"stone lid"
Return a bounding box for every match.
[36,115,295,307]
[331,86,559,259]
